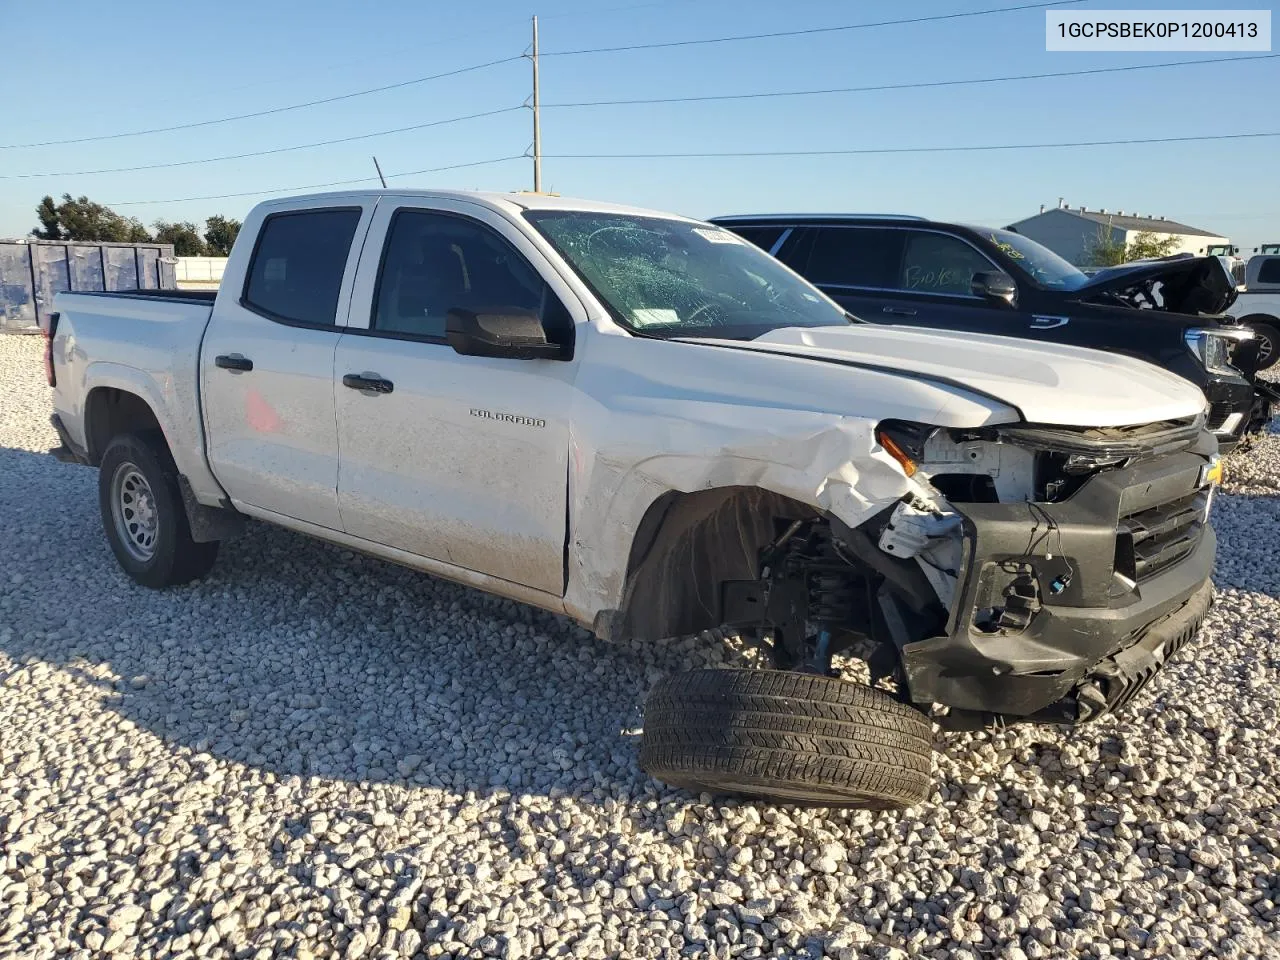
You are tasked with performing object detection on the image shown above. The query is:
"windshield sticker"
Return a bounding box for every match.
[631,307,680,327]
[693,227,743,245]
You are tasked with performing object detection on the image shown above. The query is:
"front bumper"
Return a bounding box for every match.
[902,448,1215,723]
[1203,371,1259,449]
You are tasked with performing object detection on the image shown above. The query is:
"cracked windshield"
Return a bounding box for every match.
[526,211,851,339]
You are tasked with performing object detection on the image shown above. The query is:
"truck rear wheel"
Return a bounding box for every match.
[640,668,934,808]
[98,432,219,588]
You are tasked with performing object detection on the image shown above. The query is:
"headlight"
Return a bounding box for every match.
[1185,327,1251,376]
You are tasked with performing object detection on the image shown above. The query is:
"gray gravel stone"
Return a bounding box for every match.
[2,334,1279,959]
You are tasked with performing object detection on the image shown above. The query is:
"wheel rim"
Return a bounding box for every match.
[110,462,159,562]
[1258,333,1274,364]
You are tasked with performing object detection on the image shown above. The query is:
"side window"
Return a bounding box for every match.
[727,226,787,253]
[803,228,904,288]
[1257,257,1280,284]
[372,210,557,341]
[898,232,994,296]
[243,208,361,326]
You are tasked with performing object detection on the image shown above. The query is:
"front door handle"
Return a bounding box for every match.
[342,373,395,395]
[882,306,917,317]
[214,354,253,371]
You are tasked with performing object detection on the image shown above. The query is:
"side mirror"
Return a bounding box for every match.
[445,307,564,360]
[971,271,1018,306]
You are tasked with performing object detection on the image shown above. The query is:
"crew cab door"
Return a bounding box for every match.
[333,197,578,595]
[201,199,375,529]
[782,226,1010,333]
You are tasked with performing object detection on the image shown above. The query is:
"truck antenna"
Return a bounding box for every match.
[372,156,387,189]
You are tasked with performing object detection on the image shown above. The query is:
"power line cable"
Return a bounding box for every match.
[544,53,1280,107]
[2,106,525,179]
[172,26,529,102]
[24,53,1272,181]
[0,2,1085,152]
[23,53,1273,180]
[542,0,1084,55]
[541,0,717,20]
[135,1,706,108]
[0,56,522,150]
[545,130,1280,160]
[107,155,527,207]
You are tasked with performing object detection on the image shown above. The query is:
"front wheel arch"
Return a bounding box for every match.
[610,487,819,643]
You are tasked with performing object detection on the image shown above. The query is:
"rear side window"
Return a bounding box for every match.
[726,226,787,253]
[803,227,904,288]
[1258,258,1280,284]
[243,208,361,326]
[898,231,995,296]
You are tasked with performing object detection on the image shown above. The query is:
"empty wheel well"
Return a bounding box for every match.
[613,487,818,642]
[84,388,164,465]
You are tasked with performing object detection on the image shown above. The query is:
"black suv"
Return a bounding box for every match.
[710,214,1270,450]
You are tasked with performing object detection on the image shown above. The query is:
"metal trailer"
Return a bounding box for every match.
[0,239,176,333]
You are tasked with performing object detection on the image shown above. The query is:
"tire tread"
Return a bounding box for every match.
[640,668,933,808]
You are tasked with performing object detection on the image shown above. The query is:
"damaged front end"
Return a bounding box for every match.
[719,414,1219,730]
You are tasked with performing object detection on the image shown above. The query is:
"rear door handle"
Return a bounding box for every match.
[214,354,253,371]
[342,373,395,395]
[882,306,917,317]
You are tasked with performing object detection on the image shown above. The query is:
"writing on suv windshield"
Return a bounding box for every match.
[986,228,1090,291]
[525,211,850,339]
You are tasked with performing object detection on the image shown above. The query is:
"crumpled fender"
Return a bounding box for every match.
[560,331,1018,633]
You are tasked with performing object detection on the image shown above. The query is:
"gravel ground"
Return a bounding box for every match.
[2,333,1279,960]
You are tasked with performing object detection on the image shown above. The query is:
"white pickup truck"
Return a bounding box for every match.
[47,190,1221,808]
[1234,254,1280,370]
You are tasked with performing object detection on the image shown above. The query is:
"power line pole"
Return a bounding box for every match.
[531,15,543,193]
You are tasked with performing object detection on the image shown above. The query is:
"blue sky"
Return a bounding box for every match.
[2,0,1276,249]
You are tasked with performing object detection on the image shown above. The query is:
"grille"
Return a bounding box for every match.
[1115,490,1208,583]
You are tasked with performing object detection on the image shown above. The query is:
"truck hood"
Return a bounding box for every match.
[682,324,1206,428]
[1077,255,1238,316]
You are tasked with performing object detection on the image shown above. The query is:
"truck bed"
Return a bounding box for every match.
[51,289,222,503]
[61,288,219,306]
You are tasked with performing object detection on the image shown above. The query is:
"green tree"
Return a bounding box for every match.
[1084,225,1127,267]
[1126,230,1181,261]
[30,194,151,242]
[203,215,242,256]
[152,220,207,257]
[1085,224,1183,267]
[32,196,61,240]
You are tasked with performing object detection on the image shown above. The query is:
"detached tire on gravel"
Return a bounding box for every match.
[640,668,933,808]
[98,432,219,589]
